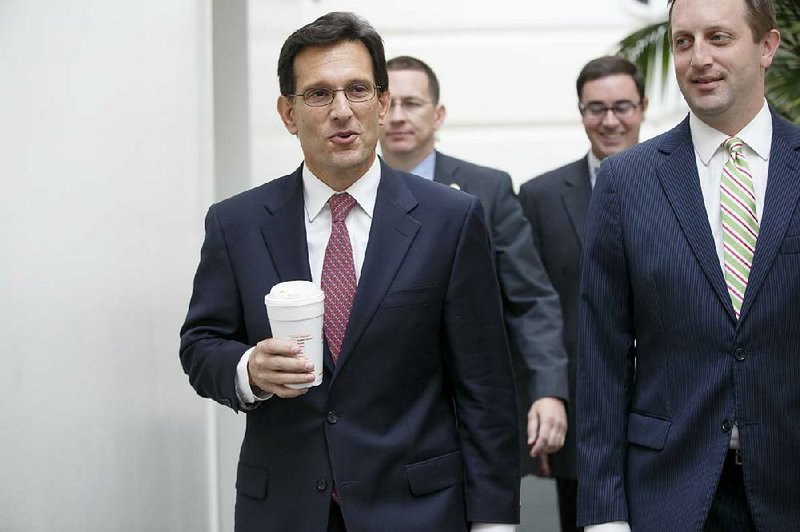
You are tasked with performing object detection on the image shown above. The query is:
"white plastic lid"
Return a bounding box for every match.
[264,280,324,306]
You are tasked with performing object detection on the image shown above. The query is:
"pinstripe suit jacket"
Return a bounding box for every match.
[577,113,800,531]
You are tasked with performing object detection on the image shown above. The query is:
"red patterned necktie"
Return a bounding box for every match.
[321,193,357,364]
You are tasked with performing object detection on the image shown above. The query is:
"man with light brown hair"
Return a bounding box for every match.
[577,0,798,530]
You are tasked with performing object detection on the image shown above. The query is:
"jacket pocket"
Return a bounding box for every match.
[379,286,438,310]
[627,411,671,450]
[236,463,268,499]
[780,235,800,254]
[405,450,464,495]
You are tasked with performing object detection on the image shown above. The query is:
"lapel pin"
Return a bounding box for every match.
[449,183,461,190]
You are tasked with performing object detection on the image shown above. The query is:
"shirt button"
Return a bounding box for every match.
[734,348,746,361]
[327,412,338,424]
[317,479,328,491]
[722,419,732,432]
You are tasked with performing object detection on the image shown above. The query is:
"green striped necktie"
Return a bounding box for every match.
[720,137,759,319]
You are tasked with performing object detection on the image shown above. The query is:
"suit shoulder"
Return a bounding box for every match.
[437,153,510,183]
[211,171,297,219]
[399,169,478,212]
[520,158,585,196]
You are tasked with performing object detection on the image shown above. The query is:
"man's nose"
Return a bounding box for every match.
[601,108,621,127]
[329,90,353,119]
[690,40,713,69]
[388,101,406,121]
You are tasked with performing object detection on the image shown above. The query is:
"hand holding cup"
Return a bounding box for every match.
[247,337,316,398]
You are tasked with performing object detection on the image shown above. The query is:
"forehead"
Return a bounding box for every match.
[387,69,431,97]
[581,74,639,102]
[293,40,375,89]
[670,0,748,32]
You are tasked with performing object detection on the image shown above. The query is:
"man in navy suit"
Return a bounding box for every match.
[378,55,569,479]
[577,0,798,530]
[180,12,519,532]
[518,56,647,532]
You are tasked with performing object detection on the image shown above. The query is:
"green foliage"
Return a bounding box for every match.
[616,0,800,123]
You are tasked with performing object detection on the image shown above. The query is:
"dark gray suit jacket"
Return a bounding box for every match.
[577,114,800,530]
[434,152,568,475]
[518,156,592,480]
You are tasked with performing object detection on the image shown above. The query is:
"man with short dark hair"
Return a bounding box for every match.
[577,0,799,530]
[379,55,570,481]
[180,12,520,532]
[518,55,647,532]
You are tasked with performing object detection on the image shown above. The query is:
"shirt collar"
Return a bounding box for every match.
[689,99,772,166]
[587,150,603,188]
[409,151,437,181]
[588,150,602,177]
[302,156,381,223]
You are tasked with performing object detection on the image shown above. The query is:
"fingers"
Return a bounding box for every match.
[527,403,540,449]
[536,453,552,478]
[528,397,568,457]
[248,337,317,398]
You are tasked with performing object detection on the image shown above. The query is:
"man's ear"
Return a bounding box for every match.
[760,28,781,69]
[640,96,650,115]
[433,104,447,131]
[377,89,391,127]
[277,95,298,135]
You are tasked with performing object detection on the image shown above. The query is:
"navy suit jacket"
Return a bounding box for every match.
[518,156,592,480]
[180,161,520,532]
[434,152,568,475]
[577,114,800,531]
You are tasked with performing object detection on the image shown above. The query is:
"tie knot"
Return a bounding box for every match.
[724,137,745,156]
[328,193,356,223]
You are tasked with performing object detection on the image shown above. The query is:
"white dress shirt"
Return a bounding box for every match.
[235,157,380,404]
[588,102,772,532]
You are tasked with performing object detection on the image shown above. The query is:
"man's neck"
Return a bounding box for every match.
[382,148,433,173]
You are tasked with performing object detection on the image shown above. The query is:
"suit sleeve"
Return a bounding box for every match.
[576,159,635,526]
[444,196,521,524]
[490,173,568,401]
[179,205,252,412]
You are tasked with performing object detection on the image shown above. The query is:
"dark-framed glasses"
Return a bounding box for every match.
[389,97,433,113]
[579,100,642,120]
[288,82,382,107]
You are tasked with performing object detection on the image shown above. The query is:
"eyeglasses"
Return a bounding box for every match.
[579,100,642,120]
[288,82,382,107]
[389,97,434,113]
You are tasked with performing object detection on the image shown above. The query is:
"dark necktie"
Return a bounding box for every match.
[321,193,357,364]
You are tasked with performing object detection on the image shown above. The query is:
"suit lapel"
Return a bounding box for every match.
[433,151,464,189]
[259,167,335,373]
[561,157,593,248]
[656,118,736,319]
[332,161,421,376]
[738,115,800,321]
[259,167,313,282]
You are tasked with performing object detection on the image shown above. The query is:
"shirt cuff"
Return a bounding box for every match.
[471,523,517,532]
[235,347,273,406]
[586,522,631,532]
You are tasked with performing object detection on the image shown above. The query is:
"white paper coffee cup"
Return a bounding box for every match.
[264,281,325,389]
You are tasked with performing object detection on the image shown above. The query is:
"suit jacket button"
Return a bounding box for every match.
[327,412,338,424]
[317,479,328,491]
[722,419,732,432]
[734,348,746,361]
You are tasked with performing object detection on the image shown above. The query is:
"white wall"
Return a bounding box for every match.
[247,0,686,191]
[0,1,215,531]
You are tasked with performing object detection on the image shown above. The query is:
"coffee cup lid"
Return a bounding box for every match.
[264,280,324,306]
